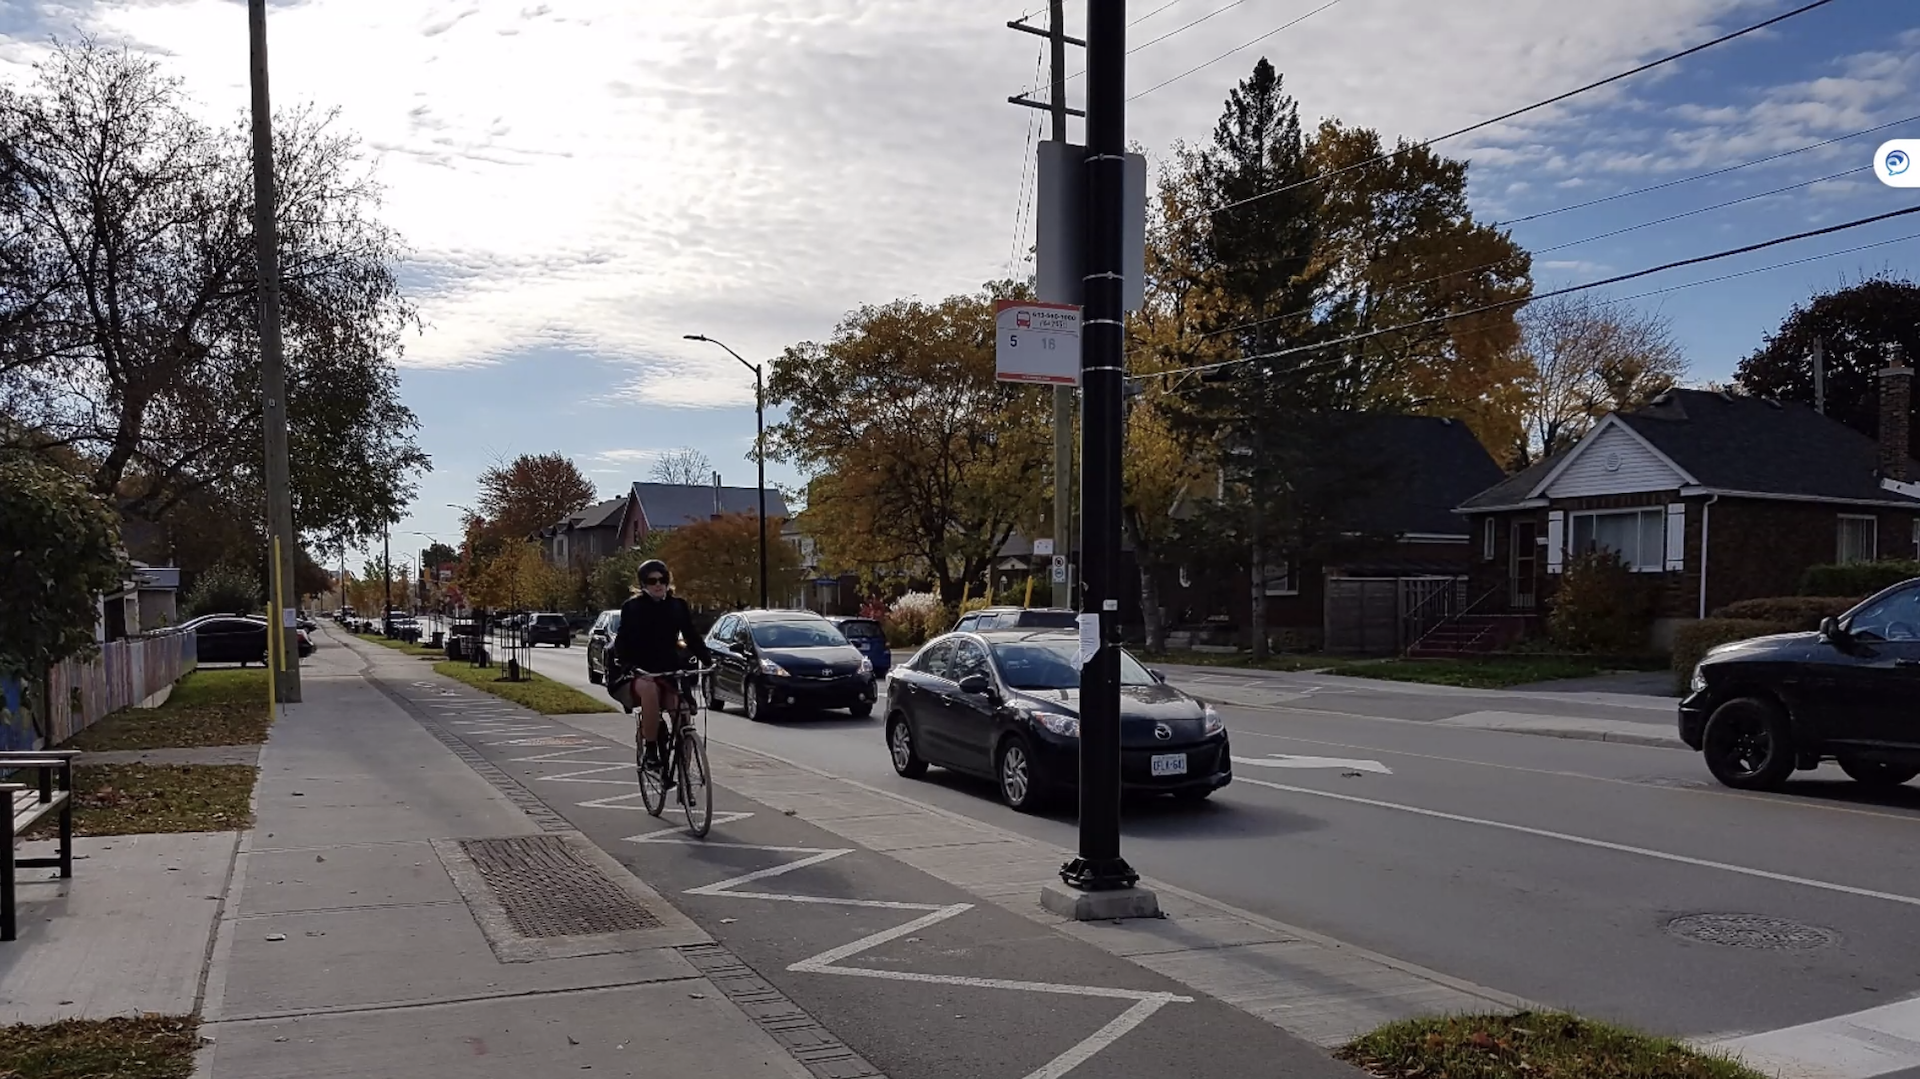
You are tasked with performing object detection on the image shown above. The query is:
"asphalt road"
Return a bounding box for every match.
[504,637,1920,1049]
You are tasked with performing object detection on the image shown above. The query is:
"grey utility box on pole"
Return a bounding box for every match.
[1034,141,1147,313]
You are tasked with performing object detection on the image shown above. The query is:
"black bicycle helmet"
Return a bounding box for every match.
[636,559,671,585]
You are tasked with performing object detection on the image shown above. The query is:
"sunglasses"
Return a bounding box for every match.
[642,576,666,585]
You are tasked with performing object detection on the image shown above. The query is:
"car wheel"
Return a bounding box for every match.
[1702,697,1797,791]
[997,734,1045,813]
[745,679,766,721]
[888,714,928,778]
[706,676,726,713]
[1838,756,1920,789]
[849,701,874,719]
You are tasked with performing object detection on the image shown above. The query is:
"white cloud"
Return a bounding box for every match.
[8,0,1910,400]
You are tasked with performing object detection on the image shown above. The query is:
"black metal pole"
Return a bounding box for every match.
[755,365,769,610]
[383,525,392,636]
[1061,0,1135,892]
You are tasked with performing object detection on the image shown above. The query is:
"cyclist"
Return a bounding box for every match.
[609,559,712,769]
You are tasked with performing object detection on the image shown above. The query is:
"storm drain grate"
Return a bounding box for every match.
[459,835,663,938]
[1665,913,1836,951]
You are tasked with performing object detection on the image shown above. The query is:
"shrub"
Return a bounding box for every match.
[184,561,264,618]
[956,596,989,619]
[1547,551,1650,654]
[1800,560,1920,598]
[1711,595,1860,630]
[1671,618,1793,693]
[884,591,948,648]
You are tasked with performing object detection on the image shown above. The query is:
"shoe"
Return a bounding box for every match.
[640,741,663,771]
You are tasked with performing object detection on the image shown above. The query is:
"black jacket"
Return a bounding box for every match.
[610,591,711,676]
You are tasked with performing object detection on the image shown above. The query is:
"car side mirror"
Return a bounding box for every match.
[1148,668,1166,683]
[957,673,991,696]
[1821,616,1848,643]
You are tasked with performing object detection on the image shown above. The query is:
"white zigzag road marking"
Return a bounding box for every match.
[622,815,1189,1079]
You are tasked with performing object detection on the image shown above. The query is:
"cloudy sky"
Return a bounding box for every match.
[3,0,1916,567]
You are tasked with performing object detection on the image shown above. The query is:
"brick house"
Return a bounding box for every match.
[1146,414,1507,653]
[1453,362,1920,651]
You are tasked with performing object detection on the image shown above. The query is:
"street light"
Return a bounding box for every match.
[685,334,769,610]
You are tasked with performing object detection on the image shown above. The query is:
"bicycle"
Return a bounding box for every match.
[625,665,715,838]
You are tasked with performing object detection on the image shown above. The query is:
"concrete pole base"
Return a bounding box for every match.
[1040,881,1162,922]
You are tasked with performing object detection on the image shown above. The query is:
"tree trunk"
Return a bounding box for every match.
[1249,536,1269,662]
[1124,511,1166,654]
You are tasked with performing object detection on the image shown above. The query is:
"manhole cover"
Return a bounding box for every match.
[459,835,662,938]
[1665,913,1836,950]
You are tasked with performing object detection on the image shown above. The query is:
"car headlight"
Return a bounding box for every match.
[1202,702,1225,736]
[1689,663,1708,694]
[1030,711,1079,737]
[858,656,873,674]
[759,658,790,677]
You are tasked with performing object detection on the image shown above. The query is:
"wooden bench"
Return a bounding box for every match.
[0,750,77,942]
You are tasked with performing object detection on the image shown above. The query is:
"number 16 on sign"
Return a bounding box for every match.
[994,300,1081,387]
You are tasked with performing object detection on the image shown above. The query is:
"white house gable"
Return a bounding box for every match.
[1540,423,1687,499]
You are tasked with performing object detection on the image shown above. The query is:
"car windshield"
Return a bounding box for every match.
[990,640,1156,690]
[839,620,883,640]
[752,621,848,649]
[1847,585,1920,641]
[533,615,566,627]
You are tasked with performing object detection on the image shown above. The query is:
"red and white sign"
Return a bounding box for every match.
[994,300,1080,386]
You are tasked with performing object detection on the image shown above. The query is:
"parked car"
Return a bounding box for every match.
[833,617,891,679]
[585,609,621,684]
[884,629,1231,812]
[705,610,876,720]
[1682,578,1920,792]
[296,627,315,657]
[180,615,268,666]
[523,612,573,648]
[952,607,1079,633]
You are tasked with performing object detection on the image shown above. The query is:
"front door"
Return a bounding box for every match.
[1511,521,1539,610]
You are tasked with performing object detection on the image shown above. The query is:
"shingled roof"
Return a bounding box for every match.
[1459,389,1920,511]
[630,482,791,530]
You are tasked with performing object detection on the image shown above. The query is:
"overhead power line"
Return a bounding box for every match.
[1134,202,1920,383]
[1192,0,1846,222]
[1131,0,1349,101]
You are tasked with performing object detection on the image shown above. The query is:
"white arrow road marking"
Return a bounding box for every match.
[625,810,1189,1079]
[1232,754,1392,774]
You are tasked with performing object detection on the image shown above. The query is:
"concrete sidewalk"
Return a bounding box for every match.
[191,639,819,1077]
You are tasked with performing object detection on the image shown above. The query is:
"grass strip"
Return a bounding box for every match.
[28,763,257,837]
[1339,1013,1768,1079]
[68,668,272,751]
[432,661,613,714]
[1322,656,1653,690]
[0,1015,200,1079]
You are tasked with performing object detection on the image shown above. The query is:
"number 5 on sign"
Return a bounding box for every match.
[994,300,1081,386]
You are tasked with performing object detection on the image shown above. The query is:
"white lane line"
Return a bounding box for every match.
[1232,754,1392,774]
[1711,996,1920,1079]
[1022,996,1177,1079]
[1236,776,1920,909]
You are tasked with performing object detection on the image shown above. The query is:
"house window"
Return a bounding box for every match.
[1838,515,1879,565]
[1262,563,1298,597]
[1482,519,1496,562]
[1568,509,1666,572]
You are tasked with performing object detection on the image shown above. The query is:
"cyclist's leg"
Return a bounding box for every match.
[634,677,665,759]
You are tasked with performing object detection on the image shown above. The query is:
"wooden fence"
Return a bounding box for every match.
[0,630,198,749]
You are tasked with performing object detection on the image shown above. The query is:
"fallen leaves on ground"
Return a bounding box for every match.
[1338,1013,1768,1079]
[0,1015,199,1079]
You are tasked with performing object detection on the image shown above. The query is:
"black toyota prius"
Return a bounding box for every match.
[883,629,1232,811]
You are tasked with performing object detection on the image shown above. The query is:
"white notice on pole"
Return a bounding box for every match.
[1074,613,1100,668]
[994,300,1081,386]
[1032,538,1055,557]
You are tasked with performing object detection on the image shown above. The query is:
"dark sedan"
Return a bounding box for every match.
[522,612,573,648]
[706,610,876,720]
[181,615,313,664]
[1681,578,1920,791]
[884,630,1232,812]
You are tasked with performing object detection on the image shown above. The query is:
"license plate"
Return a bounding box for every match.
[1150,753,1187,778]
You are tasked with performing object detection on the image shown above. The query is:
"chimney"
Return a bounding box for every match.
[712,470,722,520]
[1881,344,1912,482]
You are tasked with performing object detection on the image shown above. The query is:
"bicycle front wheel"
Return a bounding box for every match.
[678,728,712,838]
[638,738,668,818]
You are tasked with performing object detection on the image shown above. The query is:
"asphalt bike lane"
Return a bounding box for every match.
[506,641,1920,1052]
[369,662,1358,1079]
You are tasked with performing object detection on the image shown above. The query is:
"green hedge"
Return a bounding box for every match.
[1671,618,1792,694]
[1711,595,1859,630]
[1800,561,1920,597]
